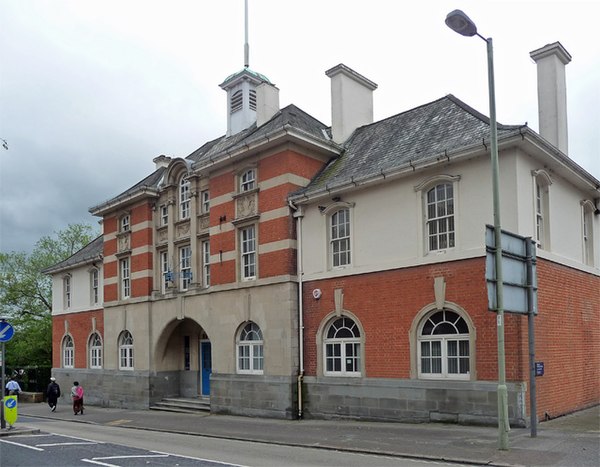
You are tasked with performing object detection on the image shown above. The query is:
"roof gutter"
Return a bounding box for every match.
[192,125,342,173]
[89,186,160,217]
[291,126,600,205]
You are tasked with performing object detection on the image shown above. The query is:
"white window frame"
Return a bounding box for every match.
[417,309,470,380]
[532,170,552,249]
[323,316,361,377]
[179,176,190,220]
[120,257,130,299]
[236,322,264,374]
[202,240,210,287]
[120,214,130,232]
[119,331,134,370]
[426,183,455,252]
[330,208,351,268]
[201,190,210,214]
[240,225,256,280]
[90,268,99,305]
[160,250,169,293]
[89,332,103,369]
[240,169,256,192]
[63,275,71,309]
[160,205,168,226]
[581,200,595,266]
[179,245,192,291]
[62,335,74,368]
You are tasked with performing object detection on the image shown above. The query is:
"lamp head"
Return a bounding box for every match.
[445,9,478,37]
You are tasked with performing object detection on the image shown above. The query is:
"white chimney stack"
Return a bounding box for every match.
[530,42,572,155]
[256,82,280,127]
[326,64,378,144]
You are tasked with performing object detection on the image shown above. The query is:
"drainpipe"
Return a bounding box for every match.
[289,199,305,419]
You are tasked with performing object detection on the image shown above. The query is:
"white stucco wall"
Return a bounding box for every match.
[51,264,103,315]
[300,148,599,280]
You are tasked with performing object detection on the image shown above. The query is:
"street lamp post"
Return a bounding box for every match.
[445,10,510,450]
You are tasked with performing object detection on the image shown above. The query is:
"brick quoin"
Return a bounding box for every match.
[259,184,299,212]
[104,260,117,279]
[211,230,235,255]
[132,276,152,297]
[131,203,152,224]
[131,228,153,249]
[260,149,326,181]
[211,200,236,229]
[259,250,296,278]
[131,252,153,273]
[104,238,117,257]
[52,310,104,368]
[212,259,236,285]
[210,172,234,198]
[104,283,117,302]
[103,217,117,235]
[259,217,293,244]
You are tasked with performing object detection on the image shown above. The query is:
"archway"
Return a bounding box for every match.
[154,318,211,398]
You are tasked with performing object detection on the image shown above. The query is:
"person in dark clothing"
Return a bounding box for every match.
[46,377,61,412]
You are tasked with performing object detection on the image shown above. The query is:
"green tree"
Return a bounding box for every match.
[0,223,97,367]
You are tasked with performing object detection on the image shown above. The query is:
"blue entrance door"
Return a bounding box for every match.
[200,341,211,396]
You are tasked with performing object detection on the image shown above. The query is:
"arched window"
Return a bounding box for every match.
[418,309,470,379]
[63,275,71,309]
[89,333,103,369]
[119,331,134,370]
[90,268,100,305]
[426,183,455,251]
[240,168,256,192]
[532,170,552,249]
[62,335,74,368]
[179,176,190,220]
[581,200,595,266]
[330,208,351,267]
[237,322,263,374]
[323,316,361,376]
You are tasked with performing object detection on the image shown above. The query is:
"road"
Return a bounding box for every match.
[1,416,471,466]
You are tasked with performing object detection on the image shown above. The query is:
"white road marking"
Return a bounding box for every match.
[37,441,98,446]
[152,450,248,466]
[0,439,44,451]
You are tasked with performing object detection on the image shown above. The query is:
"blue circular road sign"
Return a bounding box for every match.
[0,321,14,342]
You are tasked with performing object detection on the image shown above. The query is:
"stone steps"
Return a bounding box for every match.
[149,397,210,414]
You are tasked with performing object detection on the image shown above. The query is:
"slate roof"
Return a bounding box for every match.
[43,235,104,274]
[89,167,166,214]
[187,104,333,168]
[91,95,529,211]
[298,94,524,196]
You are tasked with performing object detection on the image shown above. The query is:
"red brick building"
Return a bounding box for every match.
[46,42,599,426]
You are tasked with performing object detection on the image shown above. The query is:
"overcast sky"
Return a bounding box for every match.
[1,0,598,253]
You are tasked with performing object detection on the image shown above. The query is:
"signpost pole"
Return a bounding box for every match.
[1,341,5,429]
[527,239,537,437]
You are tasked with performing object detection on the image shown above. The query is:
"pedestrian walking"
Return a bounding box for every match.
[5,377,22,396]
[71,381,84,415]
[46,377,61,412]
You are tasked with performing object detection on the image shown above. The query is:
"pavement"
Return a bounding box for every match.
[1,401,598,466]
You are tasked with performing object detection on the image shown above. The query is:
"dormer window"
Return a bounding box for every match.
[240,169,256,192]
[231,90,243,114]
